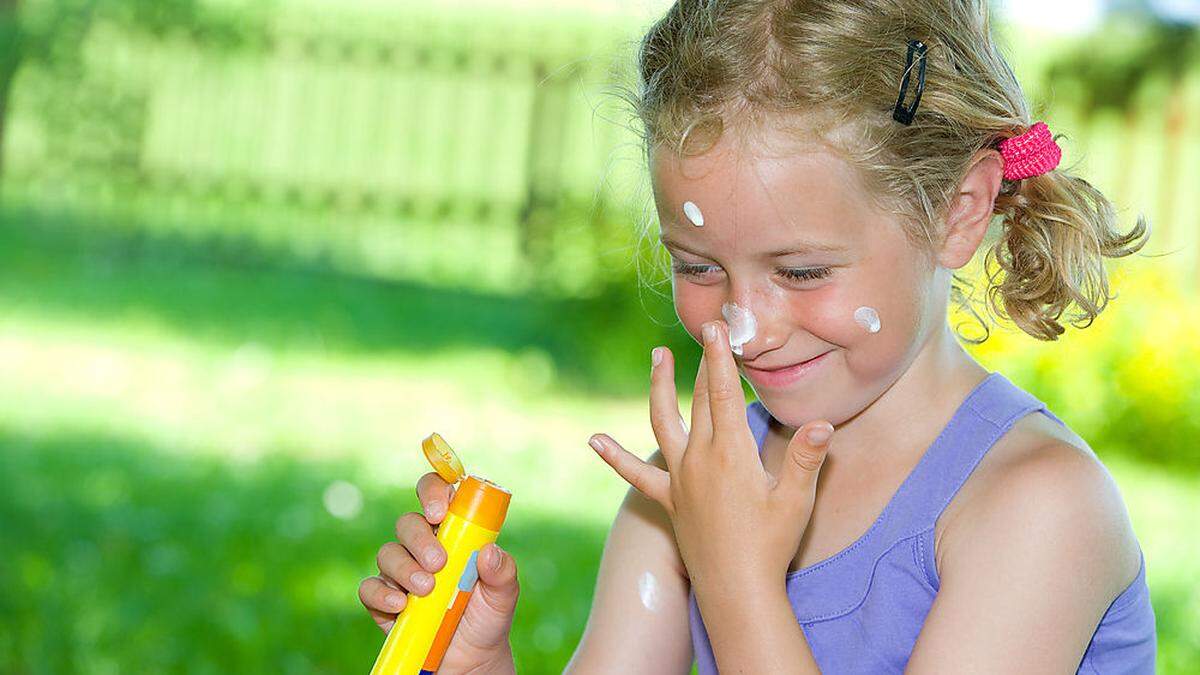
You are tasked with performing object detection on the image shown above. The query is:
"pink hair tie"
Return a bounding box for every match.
[998,122,1062,181]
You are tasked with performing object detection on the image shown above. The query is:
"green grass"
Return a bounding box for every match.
[0,209,705,397]
[0,429,610,674]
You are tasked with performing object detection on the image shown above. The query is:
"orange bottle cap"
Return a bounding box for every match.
[449,475,511,532]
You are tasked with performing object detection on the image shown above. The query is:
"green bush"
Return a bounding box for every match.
[965,261,1200,472]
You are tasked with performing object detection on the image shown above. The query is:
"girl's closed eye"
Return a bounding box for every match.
[670,261,834,284]
[777,266,833,283]
[669,261,717,277]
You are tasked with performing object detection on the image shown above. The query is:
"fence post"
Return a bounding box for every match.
[518,59,572,290]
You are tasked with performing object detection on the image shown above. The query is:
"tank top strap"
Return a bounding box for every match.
[880,371,1056,539]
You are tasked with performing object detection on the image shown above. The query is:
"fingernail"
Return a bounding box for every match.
[588,436,605,455]
[491,545,504,571]
[425,548,443,568]
[651,346,663,368]
[385,592,405,609]
[411,571,434,592]
[703,322,717,344]
[427,502,445,520]
[806,423,834,447]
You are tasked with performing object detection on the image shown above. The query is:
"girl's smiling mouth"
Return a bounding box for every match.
[742,350,835,388]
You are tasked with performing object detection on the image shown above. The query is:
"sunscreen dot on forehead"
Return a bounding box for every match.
[682,201,704,227]
[721,302,758,356]
[854,306,881,334]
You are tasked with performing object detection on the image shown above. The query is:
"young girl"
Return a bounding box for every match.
[360,1,1157,672]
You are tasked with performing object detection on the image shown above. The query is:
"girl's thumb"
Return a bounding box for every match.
[782,421,833,489]
[473,543,520,618]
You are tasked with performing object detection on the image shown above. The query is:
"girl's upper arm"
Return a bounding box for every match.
[905,443,1140,673]
[565,450,694,675]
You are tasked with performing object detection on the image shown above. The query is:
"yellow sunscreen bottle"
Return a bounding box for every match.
[369,432,512,675]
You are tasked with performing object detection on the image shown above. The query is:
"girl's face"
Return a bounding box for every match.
[651,125,947,428]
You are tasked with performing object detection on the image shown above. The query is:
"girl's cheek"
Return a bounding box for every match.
[796,280,921,377]
[846,298,925,380]
[783,284,858,345]
[673,283,720,342]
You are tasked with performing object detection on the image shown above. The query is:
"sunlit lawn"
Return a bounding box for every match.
[0,313,639,673]
[1,217,1196,673]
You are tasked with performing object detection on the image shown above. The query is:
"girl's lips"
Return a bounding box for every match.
[742,350,833,388]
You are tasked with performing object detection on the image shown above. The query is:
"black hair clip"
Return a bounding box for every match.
[893,39,927,126]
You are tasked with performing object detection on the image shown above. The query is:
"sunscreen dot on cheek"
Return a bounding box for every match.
[854,306,881,334]
[682,200,704,227]
[721,302,758,355]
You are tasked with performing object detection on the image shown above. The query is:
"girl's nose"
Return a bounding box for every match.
[736,326,781,363]
[722,296,786,362]
[721,301,758,356]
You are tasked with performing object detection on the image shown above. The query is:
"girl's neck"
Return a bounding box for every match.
[767,324,988,474]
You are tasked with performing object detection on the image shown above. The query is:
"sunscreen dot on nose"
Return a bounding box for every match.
[682,201,704,227]
[721,302,758,356]
[854,306,881,334]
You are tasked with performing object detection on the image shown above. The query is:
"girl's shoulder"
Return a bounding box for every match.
[935,410,1142,607]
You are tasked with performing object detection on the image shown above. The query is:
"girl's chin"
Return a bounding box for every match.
[747,374,853,428]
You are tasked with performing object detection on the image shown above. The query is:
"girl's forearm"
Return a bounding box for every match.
[694,580,821,673]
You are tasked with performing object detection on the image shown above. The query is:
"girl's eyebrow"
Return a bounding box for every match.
[659,236,847,258]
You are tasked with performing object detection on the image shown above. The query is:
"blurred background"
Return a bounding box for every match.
[0,0,1196,672]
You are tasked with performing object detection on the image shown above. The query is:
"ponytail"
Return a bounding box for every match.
[986,163,1150,341]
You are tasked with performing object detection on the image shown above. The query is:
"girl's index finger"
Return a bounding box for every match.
[649,346,688,469]
[415,472,453,524]
[703,321,748,438]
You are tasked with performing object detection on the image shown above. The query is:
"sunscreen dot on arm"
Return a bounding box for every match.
[638,571,662,612]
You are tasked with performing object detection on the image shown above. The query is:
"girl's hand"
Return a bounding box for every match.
[588,320,834,592]
[358,472,519,673]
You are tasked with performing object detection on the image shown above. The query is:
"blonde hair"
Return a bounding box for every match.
[620,0,1148,341]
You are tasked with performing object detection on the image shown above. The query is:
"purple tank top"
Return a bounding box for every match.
[688,372,1156,673]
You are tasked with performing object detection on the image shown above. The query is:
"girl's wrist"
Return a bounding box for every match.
[688,563,777,600]
[464,645,516,675]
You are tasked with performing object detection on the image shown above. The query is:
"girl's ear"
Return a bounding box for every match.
[937,149,1004,269]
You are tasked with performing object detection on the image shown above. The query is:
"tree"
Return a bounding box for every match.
[0,0,19,178]
[1045,10,1199,265]
[0,0,256,184]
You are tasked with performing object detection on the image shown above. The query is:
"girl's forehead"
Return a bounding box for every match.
[651,140,878,252]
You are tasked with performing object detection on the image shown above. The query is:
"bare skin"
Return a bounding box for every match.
[360,116,1142,673]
